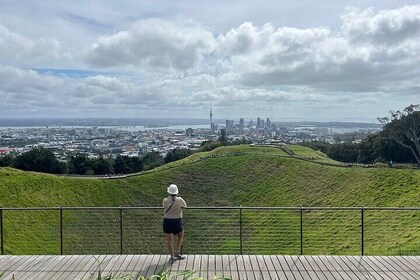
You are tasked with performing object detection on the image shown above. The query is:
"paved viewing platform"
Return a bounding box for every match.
[0,255,419,279]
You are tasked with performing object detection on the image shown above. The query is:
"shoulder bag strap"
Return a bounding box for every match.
[165,198,176,214]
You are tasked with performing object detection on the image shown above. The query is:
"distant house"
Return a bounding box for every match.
[0,147,17,155]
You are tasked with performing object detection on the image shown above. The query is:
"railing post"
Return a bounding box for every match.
[300,206,303,255]
[59,206,63,255]
[361,206,364,256]
[0,207,3,255]
[239,205,243,254]
[119,206,123,255]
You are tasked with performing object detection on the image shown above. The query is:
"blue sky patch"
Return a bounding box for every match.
[34,68,115,78]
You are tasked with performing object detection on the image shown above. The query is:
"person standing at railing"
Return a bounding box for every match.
[163,184,187,263]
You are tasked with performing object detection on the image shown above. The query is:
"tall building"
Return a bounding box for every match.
[226,120,234,134]
[186,128,194,137]
[239,118,244,133]
[257,117,261,129]
[210,105,214,132]
[266,118,271,129]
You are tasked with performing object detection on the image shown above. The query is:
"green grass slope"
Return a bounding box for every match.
[286,144,340,164]
[0,145,419,255]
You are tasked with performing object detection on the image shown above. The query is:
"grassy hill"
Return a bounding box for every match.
[0,145,419,255]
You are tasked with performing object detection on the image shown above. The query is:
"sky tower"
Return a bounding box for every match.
[210,104,213,132]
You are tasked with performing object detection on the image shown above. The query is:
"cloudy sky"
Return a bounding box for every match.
[0,1,419,122]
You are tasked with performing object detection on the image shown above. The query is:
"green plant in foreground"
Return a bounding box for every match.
[88,258,230,280]
[91,268,231,280]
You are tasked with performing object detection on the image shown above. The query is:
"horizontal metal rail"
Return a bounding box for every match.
[1,206,419,211]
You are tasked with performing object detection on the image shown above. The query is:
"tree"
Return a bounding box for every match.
[327,142,359,163]
[357,137,375,163]
[126,156,143,173]
[114,155,131,174]
[91,157,112,175]
[69,155,91,175]
[218,129,227,144]
[378,104,420,164]
[231,137,252,145]
[199,141,223,152]
[164,148,193,163]
[114,156,143,174]
[142,152,164,170]
[0,155,13,167]
[12,147,65,173]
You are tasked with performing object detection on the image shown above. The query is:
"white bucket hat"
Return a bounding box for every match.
[167,184,179,195]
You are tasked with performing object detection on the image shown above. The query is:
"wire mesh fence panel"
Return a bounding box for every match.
[0,210,3,254]
[62,209,120,254]
[242,209,301,255]
[365,210,420,255]
[302,210,360,255]
[123,209,165,254]
[1,207,419,255]
[3,210,59,254]
[183,209,240,254]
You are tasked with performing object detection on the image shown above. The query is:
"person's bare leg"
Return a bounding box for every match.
[166,234,174,258]
[175,231,184,254]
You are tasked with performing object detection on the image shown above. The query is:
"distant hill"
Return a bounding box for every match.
[0,145,418,255]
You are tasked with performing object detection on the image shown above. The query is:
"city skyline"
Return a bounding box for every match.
[0,1,419,122]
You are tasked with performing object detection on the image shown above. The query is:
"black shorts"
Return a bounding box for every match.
[163,218,183,234]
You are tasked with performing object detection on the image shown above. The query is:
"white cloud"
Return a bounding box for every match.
[0,25,33,58]
[0,66,327,116]
[86,19,216,71]
[0,24,64,66]
[216,5,420,95]
[0,66,65,94]
[217,22,275,55]
[1,3,419,120]
[341,5,420,44]
[0,66,163,116]
[191,86,328,104]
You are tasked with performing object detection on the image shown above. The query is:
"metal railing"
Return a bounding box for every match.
[0,206,418,255]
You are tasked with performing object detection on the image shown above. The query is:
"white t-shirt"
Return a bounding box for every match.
[163,196,187,219]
